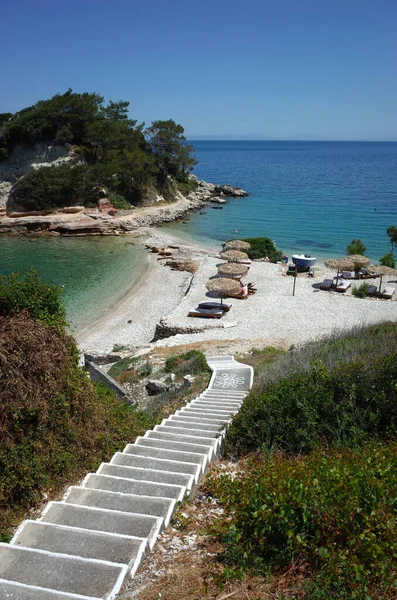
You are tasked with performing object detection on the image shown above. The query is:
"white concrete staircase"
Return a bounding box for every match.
[0,355,253,600]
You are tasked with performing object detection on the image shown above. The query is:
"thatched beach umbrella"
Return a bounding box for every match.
[324,257,355,286]
[220,249,250,263]
[373,265,397,293]
[346,254,371,266]
[223,239,251,252]
[218,262,249,279]
[346,254,371,274]
[206,277,241,306]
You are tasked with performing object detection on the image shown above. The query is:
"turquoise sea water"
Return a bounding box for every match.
[1,141,396,330]
[0,236,147,333]
[165,141,397,261]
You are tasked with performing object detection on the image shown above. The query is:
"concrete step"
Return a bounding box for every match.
[181,405,235,415]
[153,424,222,442]
[11,520,146,572]
[97,462,194,491]
[83,472,186,502]
[167,415,222,430]
[0,543,127,599]
[198,399,242,406]
[123,443,208,472]
[173,411,229,425]
[135,436,214,461]
[110,452,202,483]
[0,580,102,599]
[161,418,220,434]
[145,430,220,454]
[175,406,230,421]
[202,390,246,397]
[64,487,175,527]
[40,502,162,549]
[196,396,243,404]
[190,401,240,411]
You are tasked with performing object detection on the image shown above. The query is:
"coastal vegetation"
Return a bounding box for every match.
[345,229,396,268]
[243,237,283,262]
[379,226,396,267]
[206,323,397,598]
[0,270,154,539]
[345,238,366,255]
[1,89,197,210]
[108,348,211,420]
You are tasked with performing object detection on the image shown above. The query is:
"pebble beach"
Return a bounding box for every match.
[77,228,397,356]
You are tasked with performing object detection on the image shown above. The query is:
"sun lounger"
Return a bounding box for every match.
[188,307,224,319]
[380,286,395,299]
[342,271,354,279]
[320,279,334,290]
[335,280,351,293]
[198,301,231,312]
[367,285,377,296]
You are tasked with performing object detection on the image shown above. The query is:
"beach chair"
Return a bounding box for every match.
[335,280,351,293]
[380,286,395,299]
[342,271,354,279]
[367,285,377,296]
[188,307,224,319]
[320,279,333,291]
[198,301,231,312]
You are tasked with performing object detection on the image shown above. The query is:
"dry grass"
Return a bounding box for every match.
[119,461,306,600]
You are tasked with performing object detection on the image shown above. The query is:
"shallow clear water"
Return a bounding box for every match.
[0,236,147,334]
[164,141,397,262]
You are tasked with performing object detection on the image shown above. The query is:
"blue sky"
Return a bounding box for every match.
[1,0,396,140]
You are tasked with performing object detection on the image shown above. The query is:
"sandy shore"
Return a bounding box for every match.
[77,228,397,356]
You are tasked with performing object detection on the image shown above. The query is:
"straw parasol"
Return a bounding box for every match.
[218,262,249,279]
[223,239,251,252]
[373,265,397,292]
[206,277,241,306]
[220,249,249,263]
[346,254,371,275]
[324,257,355,285]
[346,254,371,267]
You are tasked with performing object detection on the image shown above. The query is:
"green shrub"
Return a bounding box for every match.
[107,356,137,379]
[0,269,66,333]
[209,443,397,598]
[164,350,210,376]
[109,193,130,210]
[11,163,88,211]
[346,239,366,255]
[380,253,395,268]
[0,312,154,538]
[242,237,283,262]
[351,282,371,298]
[226,326,397,456]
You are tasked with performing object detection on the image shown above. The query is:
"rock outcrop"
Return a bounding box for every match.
[0,161,249,236]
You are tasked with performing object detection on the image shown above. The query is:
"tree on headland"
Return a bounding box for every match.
[145,119,197,183]
[345,239,366,256]
[1,90,197,209]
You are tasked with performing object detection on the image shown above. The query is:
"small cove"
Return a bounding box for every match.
[0,235,148,335]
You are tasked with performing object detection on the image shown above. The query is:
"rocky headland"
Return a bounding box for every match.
[0,162,249,236]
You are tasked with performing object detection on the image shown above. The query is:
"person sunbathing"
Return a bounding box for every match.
[236,283,249,298]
